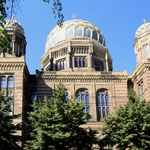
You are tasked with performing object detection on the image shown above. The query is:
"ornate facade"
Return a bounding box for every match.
[1,18,150,139]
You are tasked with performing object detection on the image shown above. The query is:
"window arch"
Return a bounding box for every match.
[66,27,73,37]
[84,28,91,38]
[51,34,56,45]
[58,29,65,41]
[31,91,37,101]
[76,89,90,121]
[103,39,106,46]
[74,57,86,68]
[8,76,14,88]
[96,89,109,121]
[75,27,82,37]
[143,44,149,57]
[56,58,66,71]
[94,60,104,71]
[1,76,6,88]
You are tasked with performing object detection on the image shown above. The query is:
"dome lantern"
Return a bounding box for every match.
[135,19,150,39]
[4,16,25,35]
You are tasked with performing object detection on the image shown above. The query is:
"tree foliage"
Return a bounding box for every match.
[24,83,98,150]
[100,89,150,150]
[0,0,12,54]
[43,0,64,26]
[0,0,64,26]
[0,91,22,150]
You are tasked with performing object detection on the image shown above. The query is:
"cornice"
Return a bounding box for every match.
[0,55,25,61]
[36,74,128,82]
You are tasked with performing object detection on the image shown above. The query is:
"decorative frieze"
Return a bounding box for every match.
[0,63,24,70]
[72,46,89,54]
[52,48,68,58]
[36,75,128,82]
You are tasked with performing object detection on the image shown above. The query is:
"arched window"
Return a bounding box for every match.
[57,62,60,70]
[105,93,109,105]
[56,59,66,71]
[84,28,91,38]
[96,90,109,121]
[64,60,66,69]
[8,76,14,88]
[1,76,6,88]
[99,35,103,44]
[66,27,73,37]
[74,57,86,68]
[51,34,56,45]
[60,61,63,69]
[31,91,37,101]
[143,44,149,57]
[8,99,13,116]
[79,58,82,67]
[103,39,106,46]
[101,93,105,105]
[92,30,97,40]
[83,58,86,67]
[94,60,104,71]
[75,58,78,67]
[59,29,65,41]
[106,107,109,115]
[76,89,90,121]
[75,27,82,37]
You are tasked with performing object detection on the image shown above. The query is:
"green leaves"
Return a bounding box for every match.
[0,0,64,56]
[0,0,12,54]
[51,0,64,26]
[24,83,98,150]
[43,0,64,26]
[101,89,150,149]
[0,25,12,54]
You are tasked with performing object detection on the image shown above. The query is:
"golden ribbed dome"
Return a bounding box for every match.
[45,19,106,52]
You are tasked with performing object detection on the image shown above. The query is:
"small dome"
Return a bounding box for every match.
[45,19,106,52]
[4,17,24,35]
[135,19,150,38]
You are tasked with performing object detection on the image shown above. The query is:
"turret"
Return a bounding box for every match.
[134,19,150,66]
[1,17,27,58]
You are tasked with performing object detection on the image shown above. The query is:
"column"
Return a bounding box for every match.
[53,58,56,71]
[91,82,97,121]
[88,44,93,69]
[67,44,72,70]
[105,52,109,71]
[12,35,15,55]
[49,52,52,71]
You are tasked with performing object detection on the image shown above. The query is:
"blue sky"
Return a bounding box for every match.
[12,0,150,74]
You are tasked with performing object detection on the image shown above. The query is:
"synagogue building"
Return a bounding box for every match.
[1,17,150,137]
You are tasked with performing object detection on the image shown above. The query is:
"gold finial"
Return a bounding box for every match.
[72,13,76,20]
[143,18,147,24]
[11,16,15,21]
